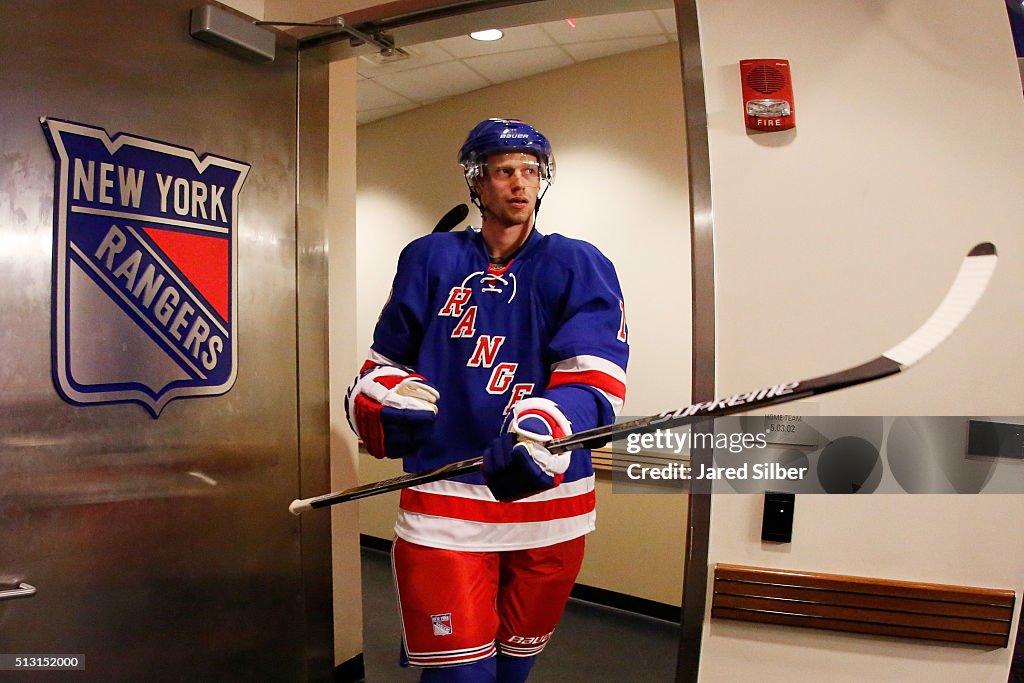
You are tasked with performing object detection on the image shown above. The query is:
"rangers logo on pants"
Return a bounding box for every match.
[431,613,454,636]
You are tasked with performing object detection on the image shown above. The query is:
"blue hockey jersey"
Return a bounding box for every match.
[366,227,628,551]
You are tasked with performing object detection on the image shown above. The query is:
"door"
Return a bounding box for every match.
[0,2,330,680]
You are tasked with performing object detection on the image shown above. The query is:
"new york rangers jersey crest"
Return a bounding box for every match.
[41,118,249,417]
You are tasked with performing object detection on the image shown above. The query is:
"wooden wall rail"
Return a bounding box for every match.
[712,564,1016,647]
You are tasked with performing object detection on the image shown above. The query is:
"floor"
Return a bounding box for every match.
[360,546,681,682]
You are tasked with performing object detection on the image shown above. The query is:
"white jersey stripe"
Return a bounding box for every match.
[550,354,627,383]
[590,386,624,415]
[396,510,596,552]
[367,348,401,367]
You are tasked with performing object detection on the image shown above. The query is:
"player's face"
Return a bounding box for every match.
[475,152,541,228]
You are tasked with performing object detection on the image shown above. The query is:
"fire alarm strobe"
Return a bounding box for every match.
[740,59,795,131]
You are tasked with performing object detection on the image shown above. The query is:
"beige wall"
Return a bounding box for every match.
[222,0,265,19]
[263,0,384,22]
[352,44,692,605]
[327,57,364,666]
[225,1,395,23]
[697,0,1024,681]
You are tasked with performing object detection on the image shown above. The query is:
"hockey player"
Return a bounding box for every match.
[346,118,629,683]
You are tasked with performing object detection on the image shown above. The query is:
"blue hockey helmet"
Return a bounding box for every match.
[458,118,555,185]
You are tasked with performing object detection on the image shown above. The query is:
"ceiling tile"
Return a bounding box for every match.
[562,35,670,62]
[436,24,556,59]
[540,11,665,45]
[373,61,491,102]
[357,79,412,110]
[464,46,574,84]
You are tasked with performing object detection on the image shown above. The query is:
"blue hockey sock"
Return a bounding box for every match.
[496,654,536,683]
[420,657,497,683]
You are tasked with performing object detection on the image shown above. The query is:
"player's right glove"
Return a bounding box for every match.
[345,364,440,459]
[483,397,572,502]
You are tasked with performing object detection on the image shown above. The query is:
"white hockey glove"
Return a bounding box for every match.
[345,364,440,459]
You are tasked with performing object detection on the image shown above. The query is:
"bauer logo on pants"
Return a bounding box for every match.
[41,118,250,417]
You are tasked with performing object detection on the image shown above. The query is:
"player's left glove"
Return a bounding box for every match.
[483,397,572,502]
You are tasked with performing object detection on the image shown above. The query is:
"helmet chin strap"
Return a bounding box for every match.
[535,182,550,219]
[468,185,486,220]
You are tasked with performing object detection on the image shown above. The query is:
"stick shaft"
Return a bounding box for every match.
[293,357,899,513]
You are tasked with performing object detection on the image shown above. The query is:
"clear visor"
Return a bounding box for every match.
[484,157,544,185]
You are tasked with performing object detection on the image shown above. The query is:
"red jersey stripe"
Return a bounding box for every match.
[547,369,626,399]
[400,488,595,523]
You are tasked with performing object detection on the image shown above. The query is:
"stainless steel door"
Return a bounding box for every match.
[0,2,328,679]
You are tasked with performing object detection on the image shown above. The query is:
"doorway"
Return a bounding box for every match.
[293,1,712,681]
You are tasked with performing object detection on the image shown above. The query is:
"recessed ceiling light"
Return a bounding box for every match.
[470,29,504,42]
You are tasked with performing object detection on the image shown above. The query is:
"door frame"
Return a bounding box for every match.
[293,2,717,679]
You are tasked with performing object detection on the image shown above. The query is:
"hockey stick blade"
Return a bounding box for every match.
[432,203,469,233]
[290,242,996,515]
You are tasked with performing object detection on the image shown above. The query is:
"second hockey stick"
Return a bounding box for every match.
[432,203,469,233]
[290,242,998,515]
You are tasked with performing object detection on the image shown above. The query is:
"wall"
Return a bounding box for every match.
[327,57,365,667]
[263,0,380,22]
[696,0,1024,680]
[352,44,692,605]
[223,0,264,19]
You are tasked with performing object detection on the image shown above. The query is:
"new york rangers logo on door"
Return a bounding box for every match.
[41,118,250,417]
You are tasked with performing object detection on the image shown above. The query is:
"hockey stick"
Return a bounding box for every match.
[290,242,997,515]
[432,203,469,233]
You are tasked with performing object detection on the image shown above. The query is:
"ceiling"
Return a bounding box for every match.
[355,8,679,125]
